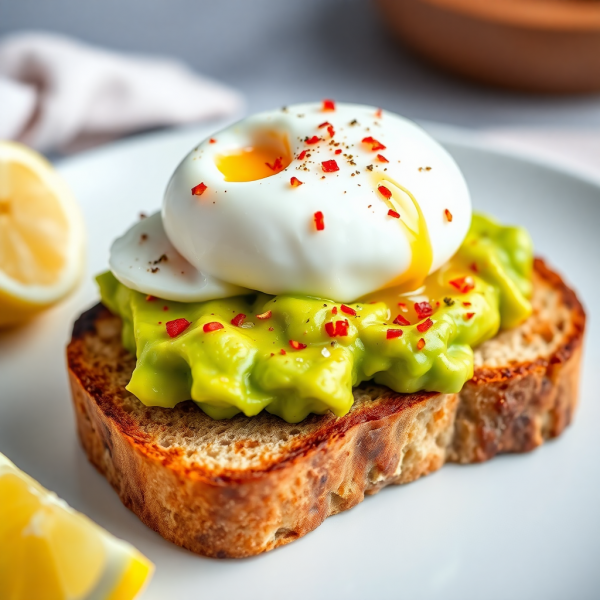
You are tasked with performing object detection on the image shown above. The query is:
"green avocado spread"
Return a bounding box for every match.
[98,214,533,423]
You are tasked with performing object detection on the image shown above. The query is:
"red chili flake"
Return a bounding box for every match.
[471,262,479,273]
[332,306,338,315]
[297,150,307,161]
[327,124,335,138]
[322,99,335,111]
[289,340,307,350]
[325,319,350,337]
[417,338,426,350]
[166,318,191,338]
[444,209,453,222]
[387,209,400,219]
[314,211,325,231]
[386,329,403,339]
[398,302,407,309]
[231,313,246,327]
[280,349,287,355]
[416,317,433,333]
[393,314,410,326]
[362,136,386,151]
[318,121,331,129]
[266,157,283,171]
[376,154,389,163]
[336,320,349,337]
[209,138,217,143]
[290,176,303,187]
[449,276,475,294]
[145,295,156,302]
[414,301,433,319]
[375,108,382,118]
[268,326,274,331]
[191,182,207,196]
[306,135,320,145]
[203,321,224,333]
[341,304,356,316]
[463,301,472,307]
[335,148,342,154]
[321,159,339,173]
[378,185,392,200]
[465,312,475,321]
[163,306,169,311]
[256,310,272,320]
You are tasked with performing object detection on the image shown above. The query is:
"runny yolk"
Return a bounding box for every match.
[381,179,433,285]
[215,136,292,182]
[359,178,434,306]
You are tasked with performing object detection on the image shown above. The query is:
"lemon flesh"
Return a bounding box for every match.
[0,141,85,327]
[0,453,153,600]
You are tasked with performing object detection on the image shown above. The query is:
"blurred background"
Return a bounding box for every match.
[2,0,600,170]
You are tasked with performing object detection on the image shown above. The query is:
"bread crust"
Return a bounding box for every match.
[67,258,585,557]
[449,259,586,462]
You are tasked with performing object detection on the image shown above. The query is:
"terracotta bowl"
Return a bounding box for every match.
[374,0,600,94]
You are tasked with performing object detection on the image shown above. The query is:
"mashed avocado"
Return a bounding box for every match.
[97,214,533,423]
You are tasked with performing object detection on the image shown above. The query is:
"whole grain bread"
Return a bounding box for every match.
[67,258,585,558]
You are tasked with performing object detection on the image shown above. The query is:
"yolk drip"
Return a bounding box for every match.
[215,135,292,182]
[359,261,459,324]
[366,179,433,297]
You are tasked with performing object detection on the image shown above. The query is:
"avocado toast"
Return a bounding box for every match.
[68,258,584,557]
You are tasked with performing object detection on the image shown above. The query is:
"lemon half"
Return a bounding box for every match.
[0,141,85,327]
[0,453,153,600]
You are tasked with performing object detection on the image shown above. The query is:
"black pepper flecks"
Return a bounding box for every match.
[151,254,168,265]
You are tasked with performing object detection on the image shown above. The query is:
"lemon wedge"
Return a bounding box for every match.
[0,141,85,327]
[0,453,154,600]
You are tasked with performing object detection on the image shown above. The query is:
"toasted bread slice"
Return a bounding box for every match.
[67,259,585,558]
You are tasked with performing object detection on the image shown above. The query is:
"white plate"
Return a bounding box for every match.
[1,123,598,600]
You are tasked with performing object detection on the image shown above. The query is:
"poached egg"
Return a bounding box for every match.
[110,102,471,302]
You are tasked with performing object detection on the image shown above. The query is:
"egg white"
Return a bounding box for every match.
[109,212,249,302]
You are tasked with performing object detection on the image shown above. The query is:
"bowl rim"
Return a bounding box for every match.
[417,0,600,31]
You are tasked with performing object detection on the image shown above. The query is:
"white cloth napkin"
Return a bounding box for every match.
[0,32,243,153]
